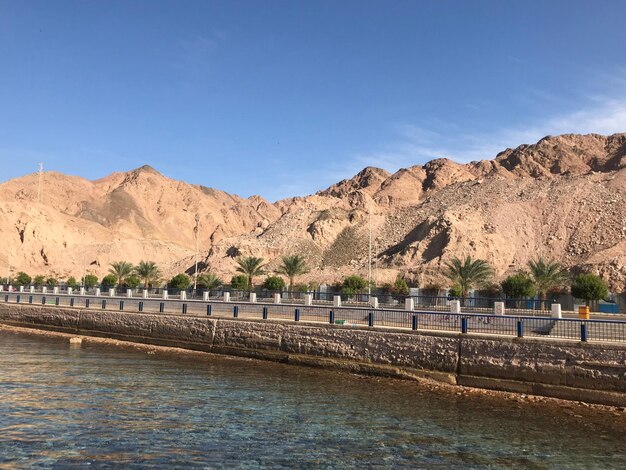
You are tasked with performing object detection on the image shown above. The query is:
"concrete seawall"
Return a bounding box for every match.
[1,304,625,406]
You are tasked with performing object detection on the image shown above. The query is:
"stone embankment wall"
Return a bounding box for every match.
[1,304,624,406]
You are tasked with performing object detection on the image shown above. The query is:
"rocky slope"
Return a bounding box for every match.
[1,133,625,290]
[0,165,281,281]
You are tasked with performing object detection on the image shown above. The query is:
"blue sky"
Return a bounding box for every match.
[1,1,625,201]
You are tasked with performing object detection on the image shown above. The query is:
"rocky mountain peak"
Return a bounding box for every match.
[318,166,390,198]
[495,133,626,176]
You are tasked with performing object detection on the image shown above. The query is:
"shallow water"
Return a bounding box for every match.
[0,330,623,468]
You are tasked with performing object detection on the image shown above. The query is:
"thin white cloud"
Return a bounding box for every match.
[544,98,626,136]
[350,92,626,176]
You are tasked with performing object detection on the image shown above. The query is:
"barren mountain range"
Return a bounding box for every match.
[1,133,625,291]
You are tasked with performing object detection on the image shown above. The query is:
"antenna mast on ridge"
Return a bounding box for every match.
[37,163,44,204]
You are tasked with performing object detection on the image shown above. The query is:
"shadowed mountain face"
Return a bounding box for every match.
[1,133,625,290]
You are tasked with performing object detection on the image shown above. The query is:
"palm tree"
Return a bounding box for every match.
[528,257,569,309]
[235,256,266,290]
[134,260,161,288]
[197,273,222,290]
[276,255,310,292]
[443,256,493,301]
[109,261,134,287]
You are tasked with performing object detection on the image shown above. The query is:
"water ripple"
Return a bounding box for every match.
[0,332,623,468]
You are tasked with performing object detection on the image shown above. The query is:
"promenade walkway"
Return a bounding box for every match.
[2,289,626,344]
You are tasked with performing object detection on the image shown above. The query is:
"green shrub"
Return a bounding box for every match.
[33,275,45,287]
[124,274,141,289]
[66,276,79,288]
[263,276,286,291]
[101,274,117,287]
[169,274,191,290]
[46,277,58,287]
[342,275,367,295]
[391,277,409,296]
[82,274,99,288]
[15,272,31,286]
[230,274,249,290]
[501,272,536,298]
[571,273,608,305]
[448,284,463,298]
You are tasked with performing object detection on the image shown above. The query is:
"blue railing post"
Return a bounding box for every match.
[101,299,106,309]
[182,303,188,314]
[70,298,75,307]
[233,305,239,318]
[28,295,33,304]
[295,308,300,322]
[55,297,60,306]
[412,314,418,331]
[85,298,90,308]
[16,294,21,303]
[4,294,8,302]
[159,302,164,313]
[581,323,588,342]
[461,317,468,334]
[262,306,268,320]
[139,301,144,312]
[206,304,212,316]
[119,300,124,311]
[41,296,46,305]
[368,311,374,327]
[329,310,335,324]
[517,320,523,338]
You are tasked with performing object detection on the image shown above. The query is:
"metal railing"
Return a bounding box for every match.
[2,291,626,344]
[2,284,624,314]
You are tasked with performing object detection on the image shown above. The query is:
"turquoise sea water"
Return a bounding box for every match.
[0,330,623,468]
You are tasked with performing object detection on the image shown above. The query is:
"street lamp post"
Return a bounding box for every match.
[374,237,379,288]
[193,214,200,291]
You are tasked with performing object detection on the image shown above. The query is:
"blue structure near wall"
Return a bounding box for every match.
[599,302,620,314]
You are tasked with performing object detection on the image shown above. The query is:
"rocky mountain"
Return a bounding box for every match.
[0,165,281,281]
[1,133,625,291]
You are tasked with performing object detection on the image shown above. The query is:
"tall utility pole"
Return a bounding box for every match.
[368,203,372,296]
[193,214,200,291]
[37,163,44,204]
[374,238,379,288]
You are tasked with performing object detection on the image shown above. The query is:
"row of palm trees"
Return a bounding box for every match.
[235,255,309,290]
[109,260,161,288]
[443,255,570,302]
[105,254,570,300]
[106,255,310,291]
